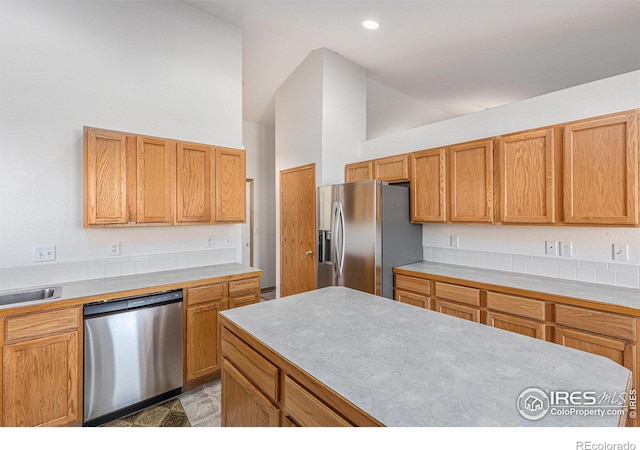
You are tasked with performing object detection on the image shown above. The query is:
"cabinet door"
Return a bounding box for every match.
[555,327,635,370]
[486,311,545,340]
[450,140,494,222]
[434,299,480,323]
[345,161,373,182]
[221,359,279,427]
[215,147,246,222]
[176,142,211,223]
[3,332,79,427]
[499,129,555,223]
[84,128,129,226]
[374,155,409,182]
[136,136,174,224]
[563,113,638,225]
[396,289,429,309]
[410,148,447,222]
[185,300,223,382]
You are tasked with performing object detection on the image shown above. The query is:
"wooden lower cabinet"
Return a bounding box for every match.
[2,306,80,427]
[396,289,429,309]
[221,359,279,427]
[184,277,261,385]
[555,327,635,368]
[185,300,223,382]
[486,311,545,339]
[284,375,350,427]
[435,299,480,322]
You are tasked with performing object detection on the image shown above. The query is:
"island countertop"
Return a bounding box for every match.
[220,286,631,427]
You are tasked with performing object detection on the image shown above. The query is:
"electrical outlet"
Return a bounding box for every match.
[207,237,215,248]
[224,235,232,247]
[109,242,121,257]
[613,243,629,261]
[559,241,572,257]
[33,246,56,262]
[450,235,459,248]
[545,241,557,256]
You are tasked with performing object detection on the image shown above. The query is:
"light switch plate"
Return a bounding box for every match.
[613,243,629,261]
[450,235,459,248]
[545,241,557,256]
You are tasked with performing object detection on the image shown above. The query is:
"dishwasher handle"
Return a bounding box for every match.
[84,290,183,317]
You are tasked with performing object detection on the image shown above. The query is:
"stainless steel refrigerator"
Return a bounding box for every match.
[317,180,422,299]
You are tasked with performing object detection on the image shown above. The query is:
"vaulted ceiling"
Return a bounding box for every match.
[187,1,640,139]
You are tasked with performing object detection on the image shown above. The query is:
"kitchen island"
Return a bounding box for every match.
[219,286,632,427]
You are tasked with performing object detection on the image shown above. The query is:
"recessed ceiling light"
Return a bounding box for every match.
[362,20,379,30]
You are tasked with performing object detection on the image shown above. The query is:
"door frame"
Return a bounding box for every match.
[243,179,254,267]
[279,163,316,297]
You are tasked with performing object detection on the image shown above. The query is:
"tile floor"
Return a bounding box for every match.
[178,378,222,427]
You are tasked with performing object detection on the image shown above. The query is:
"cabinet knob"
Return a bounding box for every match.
[305,250,314,256]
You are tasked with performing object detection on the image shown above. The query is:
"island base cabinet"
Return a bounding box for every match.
[284,376,351,427]
[3,332,79,427]
[221,359,279,427]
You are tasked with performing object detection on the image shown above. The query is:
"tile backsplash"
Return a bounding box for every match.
[0,248,237,291]
[423,246,640,289]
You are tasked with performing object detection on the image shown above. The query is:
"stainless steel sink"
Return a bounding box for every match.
[0,286,62,306]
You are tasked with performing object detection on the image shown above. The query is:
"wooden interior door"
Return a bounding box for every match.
[280,164,316,297]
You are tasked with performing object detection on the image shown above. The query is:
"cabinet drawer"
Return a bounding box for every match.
[486,292,546,321]
[222,328,279,402]
[229,294,259,309]
[554,304,636,342]
[5,307,79,342]
[396,290,429,309]
[229,277,260,296]
[186,283,225,306]
[284,376,351,427]
[395,275,430,295]
[434,282,480,306]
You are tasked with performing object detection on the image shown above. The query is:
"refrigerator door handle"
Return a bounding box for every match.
[332,201,340,278]
[337,201,346,277]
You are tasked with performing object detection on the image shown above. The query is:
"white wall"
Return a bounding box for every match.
[243,121,276,288]
[361,70,640,288]
[321,51,367,185]
[0,1,243,290]
[274,48,366,295]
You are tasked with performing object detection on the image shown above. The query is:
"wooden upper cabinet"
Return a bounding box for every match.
[498,128,555,224]
[176,142,212,223]
[215,147,246,223]
[84,127,246,227]
[449,139,494,223]
[563,112,639,225]
[374,154,409,182]
[84,128,129,226]
[136,136,175,224]
[410,148,447,222]
[345,161,373,182]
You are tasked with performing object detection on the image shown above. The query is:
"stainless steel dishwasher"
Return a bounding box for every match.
[83,289,183,427]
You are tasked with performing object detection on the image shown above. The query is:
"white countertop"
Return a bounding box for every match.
[0,263,262,311]
[220,286,631,427]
